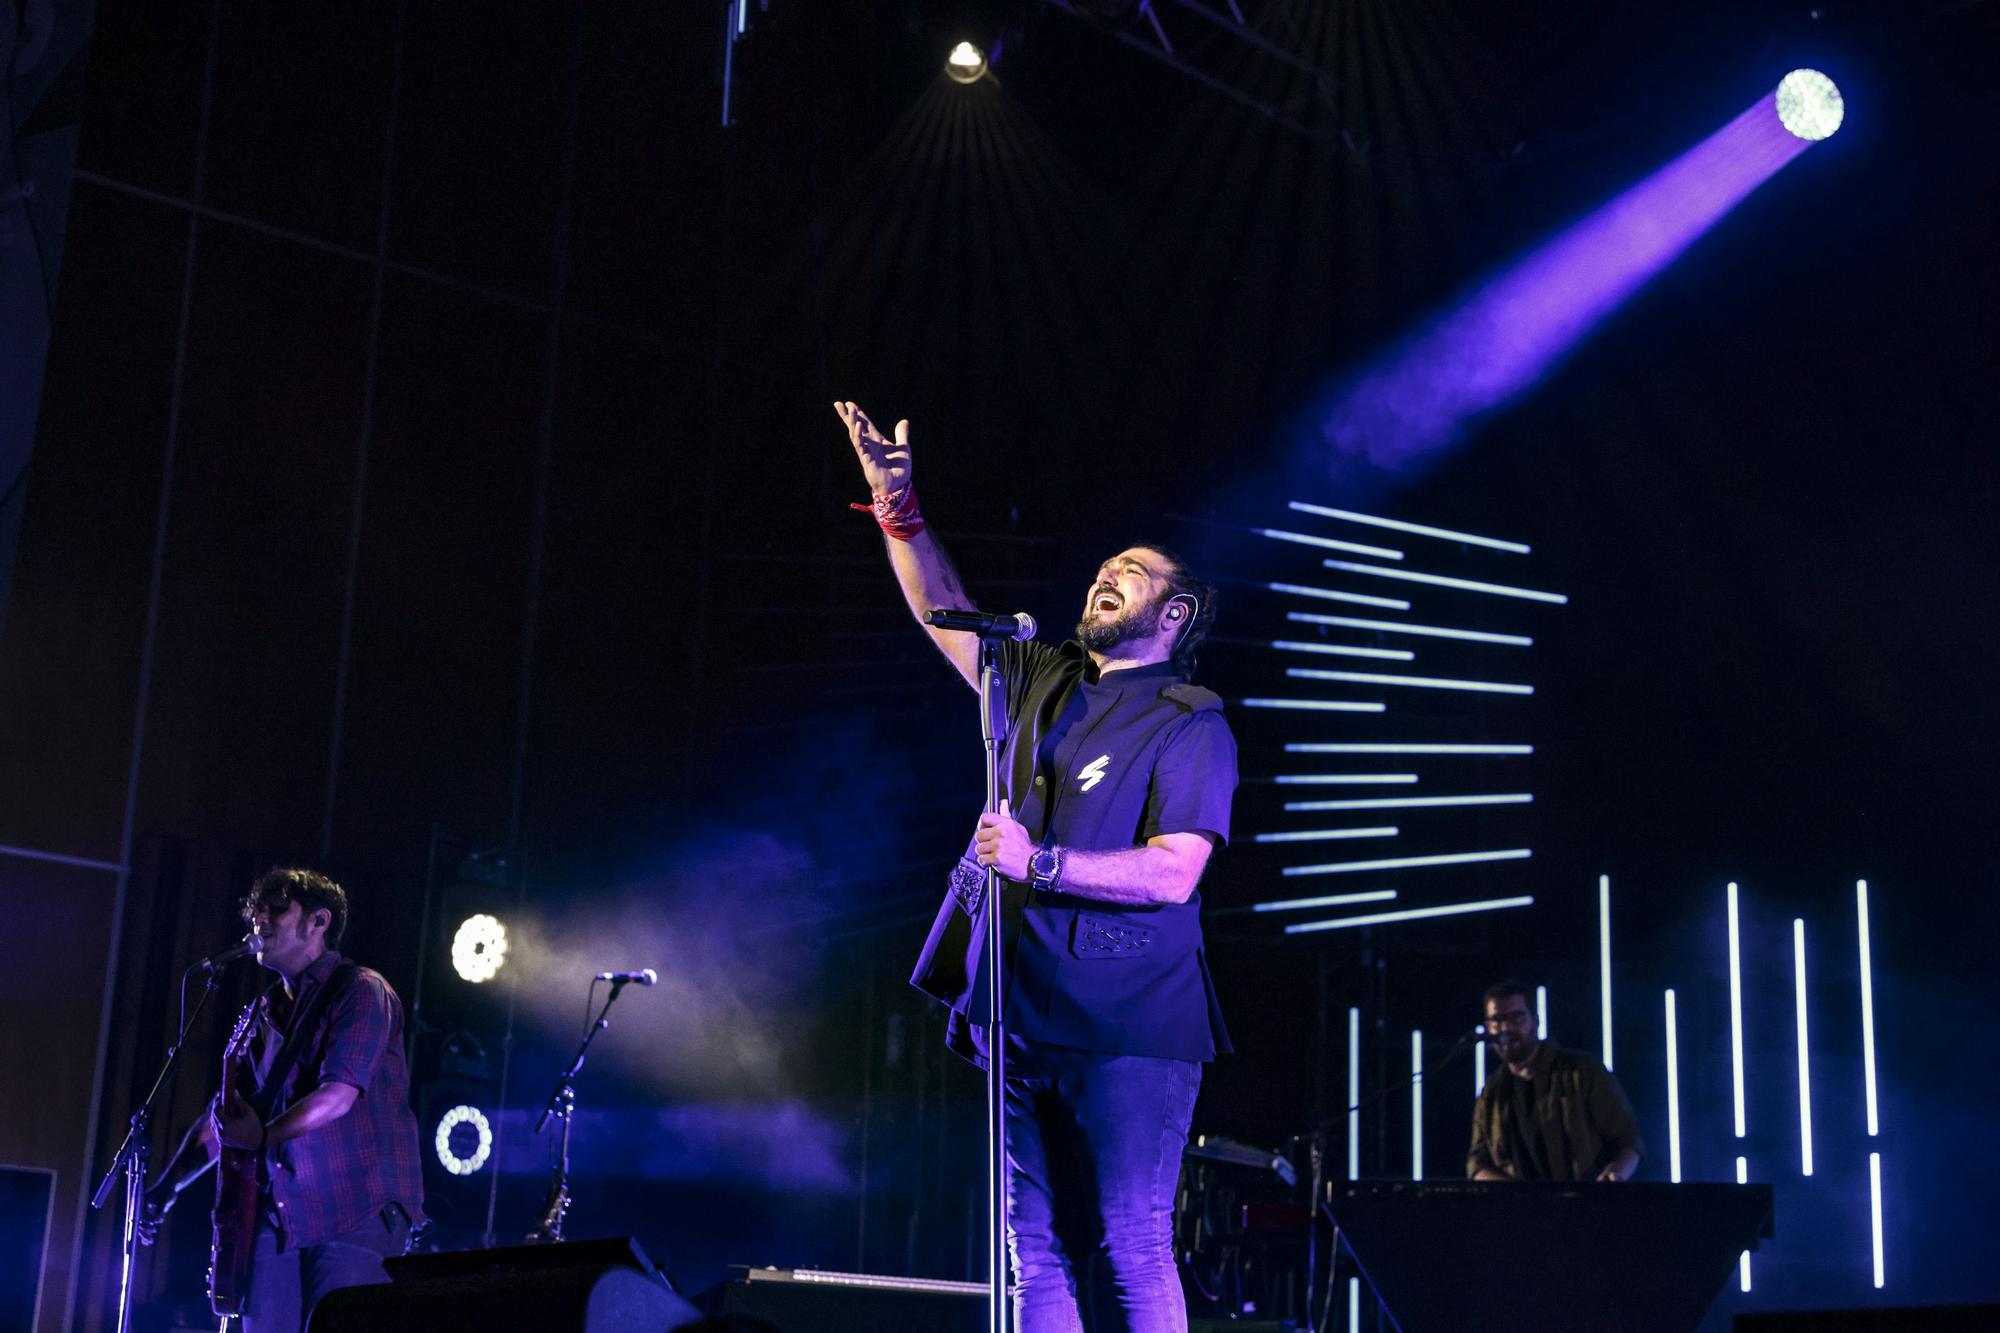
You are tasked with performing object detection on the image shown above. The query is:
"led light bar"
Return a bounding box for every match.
[1240,697,1387,713]
[1253,526,1404,561]
[1794,918,1814,1177]
[1411,1030,1424,1181]
[1265,580,1410,611]
[1728,883,1747,1138]
[790,1270,989,1295]
[1870,1151,1885,1288]
[1251,826,1400,843]
[1286,666,1534,696]
[1288,610,1532,646]
[1349,1280,1361,1332]
[1288,500,1531,554]
[1281,849,1531,878]
[1665,989,1682,1183]
[1282,895,1535,935]
[1285,793,1532,813]
[1536,985,1548,1040]
[1273,773,1419,785]
[1269,638,1415,662]
[1347,1007,1360,1181]
[1737,1156,1752,1292]
[1599,875,1614,1070]
[1475,1038,1486,1092]
[1251,888,1398,914]
[1286,742,1532,755]
[1858,880,1878,1137]
[1321,558,1569,605]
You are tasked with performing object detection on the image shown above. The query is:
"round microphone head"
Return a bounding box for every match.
[638,968,658,986]
[1012,613,1038,642]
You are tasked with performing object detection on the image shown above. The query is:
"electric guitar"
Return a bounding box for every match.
[208,998,262,1316]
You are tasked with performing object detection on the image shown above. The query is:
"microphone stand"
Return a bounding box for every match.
[1300,1029,1478,1331]
[528,977,634,1243]
[977,635,1009,1333]
[90,962,230,1333]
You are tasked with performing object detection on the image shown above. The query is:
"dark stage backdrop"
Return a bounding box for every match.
[0,2,1994,1331]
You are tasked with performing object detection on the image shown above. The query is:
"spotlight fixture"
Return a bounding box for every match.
[451,913,509,983]
[1775,69,1843,141]
[946,41,988,84]
[433,1104,494,1176]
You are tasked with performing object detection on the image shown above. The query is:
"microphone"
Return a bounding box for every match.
[923,608,1037,641]
[200,934,258,973]
[596,969,657,986]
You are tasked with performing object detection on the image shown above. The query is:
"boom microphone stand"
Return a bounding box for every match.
[90,956,238,1333]
[528,970,650,1243]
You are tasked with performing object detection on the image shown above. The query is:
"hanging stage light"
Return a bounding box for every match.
[451,912,509,983]
[946,41,988,84]
[433,1104,493,1176]
[1775,69,1844,141]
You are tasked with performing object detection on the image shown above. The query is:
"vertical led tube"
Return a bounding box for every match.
[1736,1156,1752,1292]
[1349,1278,1360,1332]
[1599,874,1614,1069]
[1665,989,1682,1183]
[1728,883,1747,1139]
[1348,1007,1360,1181]
[1411,1030,1424,1181]
[1793,918,1813,1176]
[1870,1151,1885,1289]
[1475,1039,1486,1092]
[1536,985,1548,1039]
[1858,880,1878,1136]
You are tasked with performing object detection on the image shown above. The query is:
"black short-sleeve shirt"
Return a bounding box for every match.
[909,641,1240,1061]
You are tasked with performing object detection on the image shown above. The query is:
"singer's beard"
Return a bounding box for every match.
[1076,597,1158,654]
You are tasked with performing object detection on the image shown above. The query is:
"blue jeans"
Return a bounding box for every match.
[1004,1046,1201,1333]
[243,1207,409,1333]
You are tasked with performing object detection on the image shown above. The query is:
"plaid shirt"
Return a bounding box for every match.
[242,950,426,1249]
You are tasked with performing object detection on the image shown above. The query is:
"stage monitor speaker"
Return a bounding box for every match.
[309,1236,700,1333]
[700,1265,987,1333]
[1,1166,55,1333]
[1734,1306,2000,1331]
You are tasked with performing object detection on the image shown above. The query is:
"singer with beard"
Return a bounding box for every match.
[137,868,425,1333]
[836,402,1238,1333]
[1468,979,1643,1182]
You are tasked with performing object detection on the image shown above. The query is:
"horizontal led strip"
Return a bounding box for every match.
[1283,894,1535,934]
[1288,500,1531,554]
[1267,638,1415,662]
[1239,698,1387,713]
[1272,773,1418,785]
[1251,888,1398,914]
[1252,826,1399,843]
[1322,558,1569,605]
[1281,848,1531,878]
[1287,666,1533,696]
[1288,611,1532,646]
[1284,794,1531,812]
[1264,581,1411,611]
[1252,527,1404,561]
[1286,743,1532,755]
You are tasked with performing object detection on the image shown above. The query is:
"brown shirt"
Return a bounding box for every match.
[1467,1042,1644,1181]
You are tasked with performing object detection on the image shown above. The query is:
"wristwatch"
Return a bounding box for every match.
[1029,845,1065,892]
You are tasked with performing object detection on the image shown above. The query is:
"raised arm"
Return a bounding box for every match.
[835,401,980,688]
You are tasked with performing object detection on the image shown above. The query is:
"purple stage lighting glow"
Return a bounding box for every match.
[1315,85,1818,476]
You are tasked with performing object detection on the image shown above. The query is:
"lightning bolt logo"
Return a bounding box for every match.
[1076,754,1112,792]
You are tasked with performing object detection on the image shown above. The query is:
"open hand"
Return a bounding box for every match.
[834,401,911,496]
[210,1091,263,1152]
[974,798,1033,881]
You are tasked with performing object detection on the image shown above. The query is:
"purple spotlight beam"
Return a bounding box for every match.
[1321,92,1811,475]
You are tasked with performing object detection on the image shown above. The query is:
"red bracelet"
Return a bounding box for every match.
[849,483,925,541]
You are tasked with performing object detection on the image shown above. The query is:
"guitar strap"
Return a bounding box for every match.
[247,962,362,1122]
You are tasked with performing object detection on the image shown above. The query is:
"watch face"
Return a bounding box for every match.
[1031,849,1056,880]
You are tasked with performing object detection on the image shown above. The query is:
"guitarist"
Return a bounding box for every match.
[138,868,426,1332]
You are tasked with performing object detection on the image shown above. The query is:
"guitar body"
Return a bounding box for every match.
[209,1001,262,1316]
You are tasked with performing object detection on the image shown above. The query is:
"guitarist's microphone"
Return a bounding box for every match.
[200,933,258,972]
